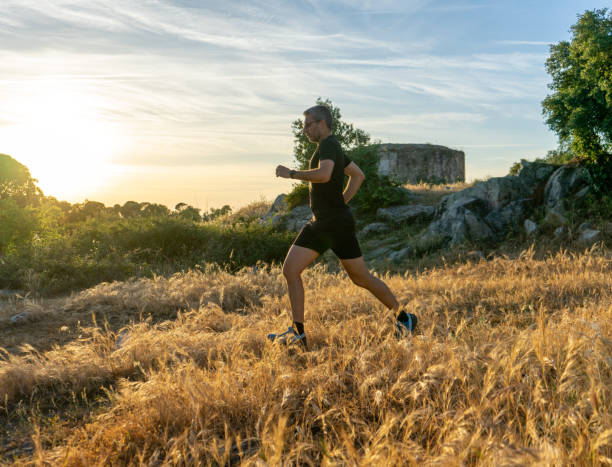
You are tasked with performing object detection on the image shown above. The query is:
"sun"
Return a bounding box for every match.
[0,80,126,201]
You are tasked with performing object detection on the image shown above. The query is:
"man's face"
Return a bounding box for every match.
[303,117,323,142]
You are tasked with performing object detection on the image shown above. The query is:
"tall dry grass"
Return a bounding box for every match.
[1,247,611,465]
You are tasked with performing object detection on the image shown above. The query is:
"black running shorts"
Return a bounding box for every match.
[293,209,362,259]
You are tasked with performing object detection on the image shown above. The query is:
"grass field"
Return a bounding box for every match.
[1,246,611,465]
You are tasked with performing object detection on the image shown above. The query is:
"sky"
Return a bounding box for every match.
[0,0,608,211]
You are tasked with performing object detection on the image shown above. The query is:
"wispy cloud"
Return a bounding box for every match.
[0,0,561,207]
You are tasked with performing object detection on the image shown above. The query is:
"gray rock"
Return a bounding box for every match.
[543,209,567,227]
[388,247,412,263]
[368,246,394,258]
[377,205,435,224]
[544,166,589,212]
[0,289,23,298]
[524,219,538,236]
[516,161,557,186]
[361,222,391,236]
[578,221,594,232]
[423,196,495,245]
[269,194,288,214]
[484,199,530,234]
[284,205,312,231]
[259,194,289,226]
[10,312,30,324]
[554,226,565,237]
[575,186,590,198]
[577,229,601,246]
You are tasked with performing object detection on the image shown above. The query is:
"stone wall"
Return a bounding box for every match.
[376,144,465,184]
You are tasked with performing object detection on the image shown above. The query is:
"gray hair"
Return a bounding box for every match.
[303,105,332,130]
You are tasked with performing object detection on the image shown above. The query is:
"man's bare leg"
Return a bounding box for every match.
[282,245,320,323]
[339,256,399,311]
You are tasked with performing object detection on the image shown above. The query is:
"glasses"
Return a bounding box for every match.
[303,119,321,130]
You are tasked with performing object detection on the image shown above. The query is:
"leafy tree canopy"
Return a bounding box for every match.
[291,98,371,170]
[0,154,43,207]
[542,8,612,160]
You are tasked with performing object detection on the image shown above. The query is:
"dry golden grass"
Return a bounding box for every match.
[402,181,474,205]
[1,247,612,465]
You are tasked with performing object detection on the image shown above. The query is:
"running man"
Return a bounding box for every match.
[269,105,417,348]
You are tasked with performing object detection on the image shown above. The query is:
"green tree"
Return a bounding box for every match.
[541,9,611,162]
[0,198,39,252]
[120,201,143,218]
[141,203,170,217]
[291,97,371,170]
[0,154,43,207]
[175,204,201,222]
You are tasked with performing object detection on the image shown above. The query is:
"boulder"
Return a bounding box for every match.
[0,289,23,298]
[361,222,391,236]
[543,209,567,227]
[285,205,312,231]
[259,194,288,227]
[269,194,288,213]
[425,197,495,245]
[575,186,590,199]
[377,205,435,224]
[388,247,412,263]
[516,161,558,186]
[554,226,565,238]
[418,162,558,245]
[544,166,589,212]
[578,221,594,232]
[10,312,31,324]
[484,199,531,234]
[577,229,601,246]
[368,246,394,258]
[524,219,538,236]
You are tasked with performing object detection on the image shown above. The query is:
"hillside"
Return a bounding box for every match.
[1,248,611,464]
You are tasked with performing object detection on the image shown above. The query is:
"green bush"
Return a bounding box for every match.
[0,217,294,296]
[285,183,309,210]
[0,199,39,253]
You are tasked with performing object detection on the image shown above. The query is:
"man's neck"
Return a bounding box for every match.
[318,131,332,143]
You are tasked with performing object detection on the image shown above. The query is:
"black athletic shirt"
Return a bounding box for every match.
[309,135,352,219]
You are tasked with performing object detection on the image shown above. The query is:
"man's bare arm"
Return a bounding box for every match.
[276,160,334,183]
[343,161,365,203]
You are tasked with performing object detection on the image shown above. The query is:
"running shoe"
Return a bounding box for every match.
[395,310,418,337]
[267,326,307,348]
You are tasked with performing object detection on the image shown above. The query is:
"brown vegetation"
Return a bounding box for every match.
[1,247,611,465]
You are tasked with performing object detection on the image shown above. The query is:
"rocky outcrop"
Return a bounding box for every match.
[419,161,563,245]
[258,195,312,232]
[377,205,435,224]
[285,205,312,232]
[259,194,288,228]
[544,166,589,212]
[361,222,391,236]
[376,144,465,183]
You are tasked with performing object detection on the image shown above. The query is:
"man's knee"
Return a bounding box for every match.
[349,273,372,288]
[282,263,302,282]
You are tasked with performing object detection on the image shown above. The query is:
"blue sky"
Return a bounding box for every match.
[0,1,608,210]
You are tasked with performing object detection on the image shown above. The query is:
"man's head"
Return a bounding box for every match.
[303,105,332,143]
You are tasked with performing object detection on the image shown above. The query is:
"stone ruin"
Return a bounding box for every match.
[376,144,465,184]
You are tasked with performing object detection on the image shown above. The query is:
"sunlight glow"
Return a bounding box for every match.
[0,80,126,201]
